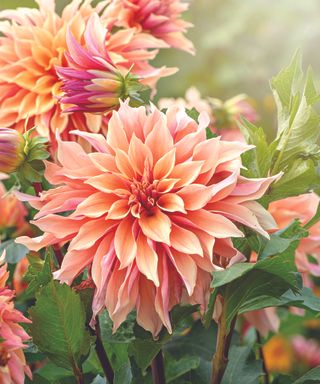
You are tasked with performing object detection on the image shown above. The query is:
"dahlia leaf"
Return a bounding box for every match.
[0,239,29,263]
[258,219,308,259]
[22,248,54,299]
[212,248,299,330]
[221,345,262,384]
[264,158,320,202]
[29,281,91,372]
[238,119,273,177]
[271,52,320,174]
[292,367,320,383]
[165,355,200,383]
[304,201,320,229]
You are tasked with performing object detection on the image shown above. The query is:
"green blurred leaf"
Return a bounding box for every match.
[29,281,91,371]
[221,345,262,384]
[165,355,200,383]
[292,367,320,383]
[0,239,29,263]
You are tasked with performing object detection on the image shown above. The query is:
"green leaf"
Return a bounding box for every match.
[29,281,91,371]
[212,251,299,330]
[221,345,262,384]
[265,158,320,202]
[238,119,273,177]
[165,355,200,383]
[259,219,308,260]
[0,239,29,263]
[304,201,320,229]
[114,362,132,384]
[292,367,320,383]
[270,52,320,174]
[21,248,54,299]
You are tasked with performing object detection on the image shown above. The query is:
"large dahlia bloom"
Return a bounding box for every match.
[0,260,31,384]
[0,0,174,145]
[102,0,194,54]
[17,102,277,336]
[269,193,320,279]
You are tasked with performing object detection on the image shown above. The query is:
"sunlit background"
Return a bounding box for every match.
[1,0,320,135]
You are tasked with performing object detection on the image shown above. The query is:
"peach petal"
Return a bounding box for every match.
[170,223,203,256]
[114,216,137,268]
[157,193,186,213]
[136,233,159,286]
[139,207,172,244]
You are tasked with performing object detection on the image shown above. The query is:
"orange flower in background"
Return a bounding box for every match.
[0,0,177,149]
[263,335,293,373]
[0,183,29,238]
[17,102,278,337]
[269,193,320,280]
[0,260,31,384]
[102,0,194,54]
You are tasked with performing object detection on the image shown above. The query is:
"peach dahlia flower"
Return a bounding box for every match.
[269,193,320,279]
[102,0,194,54]
[17,102,277,337]
[0,0,174,145]
[0,260,31,384]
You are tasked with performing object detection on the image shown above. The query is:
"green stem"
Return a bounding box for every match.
[211,309,236,384]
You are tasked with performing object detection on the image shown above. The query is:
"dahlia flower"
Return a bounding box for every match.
[243,307,280,337]
[102,0,194,54]
[269,193,320,279]
[0,128,25,174]
[57,14,145,113]
[0,0,175,144]
[17,102,278,337]
[0,260,31,384]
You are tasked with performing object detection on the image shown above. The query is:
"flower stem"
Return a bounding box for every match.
[151,351,166,384]
[95,317,114,384]
[32,182,43,196]
[211,311,236,384]
[256,331,270,384]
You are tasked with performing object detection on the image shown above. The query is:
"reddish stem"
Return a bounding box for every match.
[32,182,43,196]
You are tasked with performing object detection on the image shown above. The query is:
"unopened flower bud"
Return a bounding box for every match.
[0,128,25,174]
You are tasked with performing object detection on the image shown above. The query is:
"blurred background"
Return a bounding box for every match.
[1,0,320,133]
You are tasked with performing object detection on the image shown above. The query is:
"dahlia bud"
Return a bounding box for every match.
[0,128,25,174]
[56,14,146,114]
[209,94,258,131]
[0,127,49,183]
[58,65,144,113]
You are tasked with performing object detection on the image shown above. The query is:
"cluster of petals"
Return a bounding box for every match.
[0,0,179,147]
[0,260,31,384]
[269,193,320,280]
[159,88,257,142]
[102,0,194,54]
[17,102,278,337]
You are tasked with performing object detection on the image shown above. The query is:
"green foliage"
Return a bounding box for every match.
[29,281,91,373]
[221,345,262,384]
[292,367,320,383]
[21,248,54,299]
[240,52,320,202]
[0,239,29,263]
